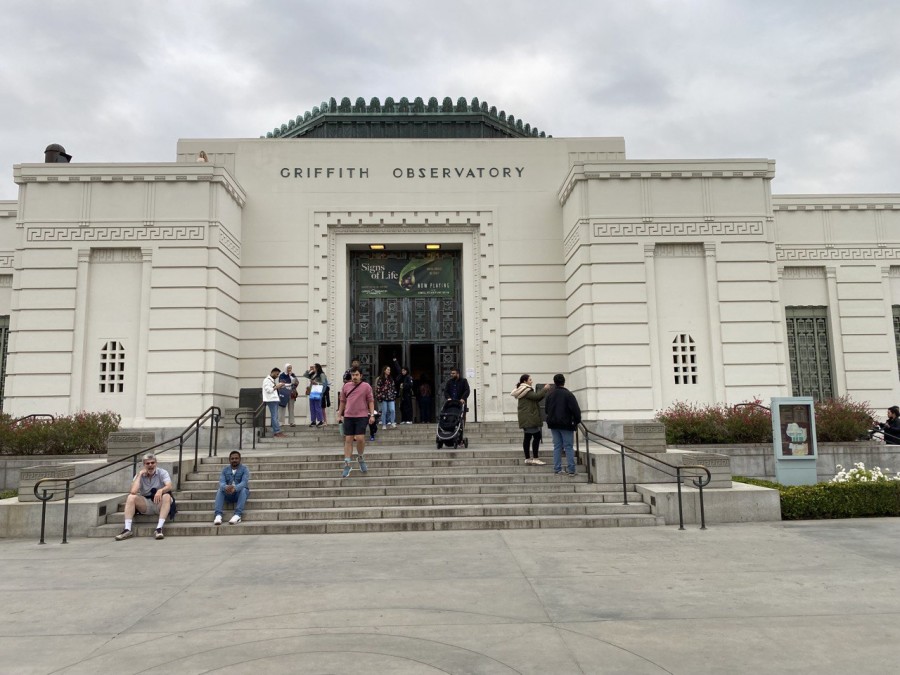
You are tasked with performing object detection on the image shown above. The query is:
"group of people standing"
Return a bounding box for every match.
[262,363,332,437]
[512,373,582,476]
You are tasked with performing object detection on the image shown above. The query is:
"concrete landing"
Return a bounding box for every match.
[1,519,899,673]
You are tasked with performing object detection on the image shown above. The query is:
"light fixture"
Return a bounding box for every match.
[369,244,385,250]
[425,244,441,250]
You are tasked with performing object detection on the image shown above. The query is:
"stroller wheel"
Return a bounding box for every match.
[436,440,443,449]
[463,438,469,448]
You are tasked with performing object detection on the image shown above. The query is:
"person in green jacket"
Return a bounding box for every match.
[511,374,550,465]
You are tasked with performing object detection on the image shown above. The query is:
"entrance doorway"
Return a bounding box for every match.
[348,249,463,422]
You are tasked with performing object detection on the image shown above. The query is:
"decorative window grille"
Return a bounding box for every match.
[893,306,900,380]
[0,315,8,410]
[99,341,125,393]
[672,334,697,384]
[785,307,834,400]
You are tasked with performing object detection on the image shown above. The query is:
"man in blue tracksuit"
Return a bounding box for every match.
[213,451,250,525]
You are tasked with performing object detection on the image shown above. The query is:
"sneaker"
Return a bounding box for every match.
[154,529,165,540]
[342,462,352,478]
[381,424,386,430]
[309,422,317,427]
[213,514,222,526]
[229,515,242,525]
[554,471,562,476]
[273,432,285,437]
[533,459,546,466]
[357,455,368,473]
[524,458,534,465]
[114,528,133,541]
[566,472,576,477]
[316,421,323,427]
[391,423,397,428]
[369,435,375,442]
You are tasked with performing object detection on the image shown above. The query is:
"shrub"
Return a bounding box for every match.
[814,396,874,442]
[656,399,772,445]
[733,469,900,520]
[0,411,121,455]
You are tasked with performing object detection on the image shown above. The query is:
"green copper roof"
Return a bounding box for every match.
[265,97,549,139]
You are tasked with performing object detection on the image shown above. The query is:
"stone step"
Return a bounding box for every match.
[178,473,592,490]
[108,501,651,524]
[177,482,623,500]
[188,465,578,480]
[196,457,545,471]
[200,450,545,463]
[166,491,644,511]
[91,512,664,537]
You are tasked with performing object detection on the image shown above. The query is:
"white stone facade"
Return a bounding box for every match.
[1,135,898,426]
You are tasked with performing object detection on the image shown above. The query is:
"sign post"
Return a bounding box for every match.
[771,397,818,485]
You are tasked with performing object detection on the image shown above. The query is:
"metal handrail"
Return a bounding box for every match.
[12,414,56,426]
[576,423,712,530]
[235,402,266,450]
[32,406,221,544]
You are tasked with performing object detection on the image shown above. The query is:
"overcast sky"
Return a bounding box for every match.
[2,0,898,201]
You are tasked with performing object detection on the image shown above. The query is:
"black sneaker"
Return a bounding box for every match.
[154,528,165,540]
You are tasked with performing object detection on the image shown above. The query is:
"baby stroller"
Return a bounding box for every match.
[436,399,468,449]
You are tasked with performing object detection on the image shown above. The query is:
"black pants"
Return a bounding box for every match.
[523,431,541,458]
[400,396,414,422]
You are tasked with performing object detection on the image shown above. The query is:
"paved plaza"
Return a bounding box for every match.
[1,518,898,674]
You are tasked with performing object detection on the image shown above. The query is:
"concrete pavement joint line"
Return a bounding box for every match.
[124,632,524,675]
[58,547,236,671]
[498,529,554,624]
[554,624,675,674]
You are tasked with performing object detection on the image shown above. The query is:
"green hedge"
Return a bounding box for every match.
[734,476,900,519]
[0,412,121,455]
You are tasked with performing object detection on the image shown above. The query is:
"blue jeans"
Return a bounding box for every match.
[309,397,323,423]
[266,401,281,434]
[380,400,395,426]
[551,428,576,474]
[215,486,249,517]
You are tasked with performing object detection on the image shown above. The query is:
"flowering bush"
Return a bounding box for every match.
[656,399,772,445]
[735,475,900,519]
[830,462,900,483]
[0,411,121,455]
[814,396,874,443]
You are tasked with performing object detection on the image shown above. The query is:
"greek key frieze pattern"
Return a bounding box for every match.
[594,221,764,238]
[563,225,580,257]
[218,225,241,260]
[778,247,900,261]
[0,252,13,268]
[26,225,205,242]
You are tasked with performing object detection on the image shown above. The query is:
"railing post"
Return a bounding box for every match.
[698,480,707,530]
[208,413,215,458]
[584,433,592,484]
[194,422,200,467]
[473,390,478,423]
[61,482,70,544]
[676,467,685,530]
[38,489,48,545]
[177,439,184,491]
[620,443,628,505]
[237,419,244,450]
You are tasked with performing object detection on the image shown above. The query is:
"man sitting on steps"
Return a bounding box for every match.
[213,450,250,525]
[114,453,174,541]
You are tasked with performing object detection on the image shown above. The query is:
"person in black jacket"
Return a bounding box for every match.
[544,373,581,476]
[876,405,900,445]
[444,368,470,406]
[397,366,415,423]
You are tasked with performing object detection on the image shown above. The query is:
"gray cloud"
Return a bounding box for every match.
[1,0,899,199]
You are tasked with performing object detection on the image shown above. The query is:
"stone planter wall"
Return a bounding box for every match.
[671,441,900,482]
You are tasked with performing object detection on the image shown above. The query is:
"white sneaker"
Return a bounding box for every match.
[213,514,222,526]
[382,424,386,429]
[229,515,241,525]
[525,458,534,465]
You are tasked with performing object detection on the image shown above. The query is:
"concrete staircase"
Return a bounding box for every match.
[91,445,663,537]
[254,420,523,448]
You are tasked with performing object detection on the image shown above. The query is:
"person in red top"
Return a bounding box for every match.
[336,366,376,478]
